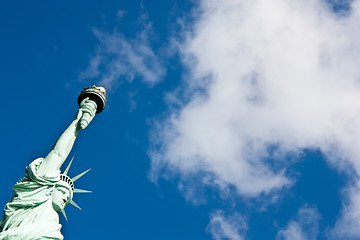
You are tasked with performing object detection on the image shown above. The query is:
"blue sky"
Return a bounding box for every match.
[1,0,360,239]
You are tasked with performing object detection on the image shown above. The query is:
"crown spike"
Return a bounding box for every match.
[70,200,82,210]
[74,188,92,193]
[61,209,68,221]
[72,169,91,182]
[63,156,75,175]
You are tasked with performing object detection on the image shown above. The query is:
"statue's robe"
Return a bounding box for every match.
[0,158,64,240]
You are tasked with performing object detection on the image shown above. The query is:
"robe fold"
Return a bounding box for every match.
[0,158,64,240]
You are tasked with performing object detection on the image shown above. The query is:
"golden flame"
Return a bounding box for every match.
[92,85,106,94]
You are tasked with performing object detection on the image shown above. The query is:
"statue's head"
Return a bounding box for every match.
[52,157,92,221]
[52,174,74,212]
[52,181,73,213]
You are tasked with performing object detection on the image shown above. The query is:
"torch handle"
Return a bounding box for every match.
[79,112,92,130]
[78,99,97,130]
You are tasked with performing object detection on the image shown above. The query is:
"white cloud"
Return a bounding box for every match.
[207,210,248,240]
[150,0,360,237]
[276,206,320,240]
[330,182,360,239]
[79,15,166,91]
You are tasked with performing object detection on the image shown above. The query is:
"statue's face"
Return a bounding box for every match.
[52,185,72,212]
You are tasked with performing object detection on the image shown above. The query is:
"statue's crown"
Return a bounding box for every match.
[60,174,74,190]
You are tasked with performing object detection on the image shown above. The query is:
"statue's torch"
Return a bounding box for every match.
[77,85,107,129]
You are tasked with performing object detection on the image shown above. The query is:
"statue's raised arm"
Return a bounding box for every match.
[38,98,97,176]
[0,86,106,240]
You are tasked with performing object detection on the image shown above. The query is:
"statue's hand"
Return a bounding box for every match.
[74,107,84,122]
[75,98,97,130]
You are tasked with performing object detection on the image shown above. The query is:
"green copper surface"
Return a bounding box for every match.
[0,93,101,240]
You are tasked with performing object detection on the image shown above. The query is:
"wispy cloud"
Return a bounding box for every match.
[276,206,320,240]
[330,183,360,239]
[207,210,248,240]
[79,13,166,91]
[150,0,360,237]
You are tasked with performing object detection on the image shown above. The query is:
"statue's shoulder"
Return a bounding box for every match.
[24,158,60,185]
[25,158,44,176]
[30,157,45,167]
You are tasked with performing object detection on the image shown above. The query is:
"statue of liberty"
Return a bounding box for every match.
[0,86,107,240]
